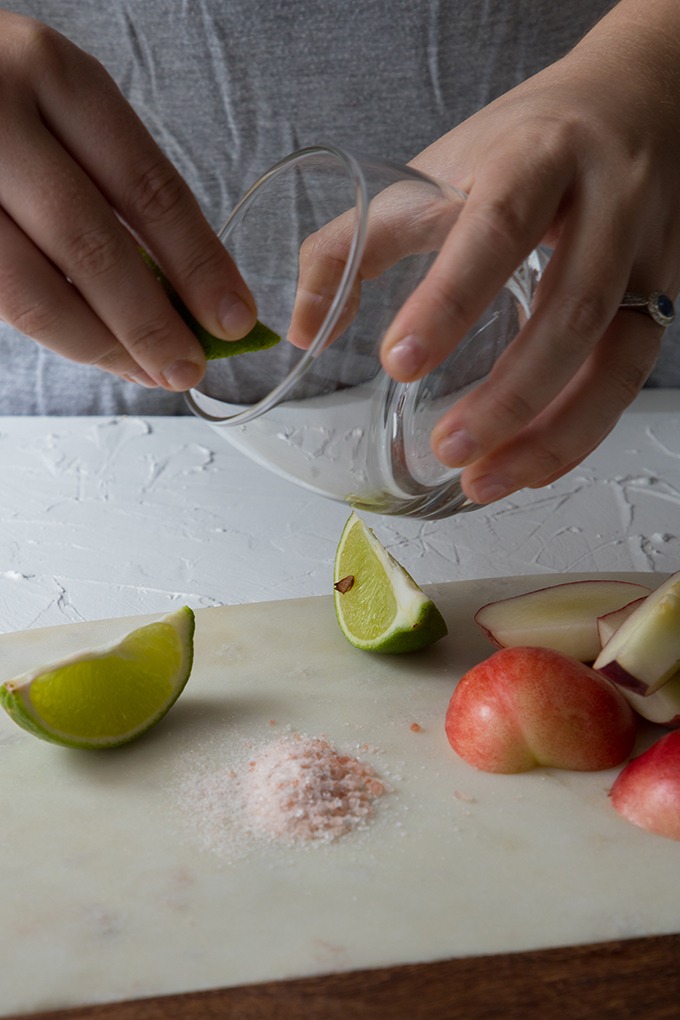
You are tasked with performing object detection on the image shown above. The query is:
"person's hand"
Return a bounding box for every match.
[387,0,680,504]
[292,0,680,504]
[0,12,256,392]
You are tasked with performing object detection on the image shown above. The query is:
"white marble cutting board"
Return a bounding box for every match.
[0,573,678,1017]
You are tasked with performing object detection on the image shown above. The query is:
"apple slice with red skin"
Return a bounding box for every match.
[596,598,647,648]
[445,646,637,774]
[474,580,652,663]
[596,596,680,726]
[619,676,680,729]
[594,569,680,696]
[610,731,680,841]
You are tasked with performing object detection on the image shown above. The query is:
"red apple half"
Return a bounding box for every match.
[610,731,680,841]
[445,646,637,774]
[594,569,680,695]
[475,580,652,663]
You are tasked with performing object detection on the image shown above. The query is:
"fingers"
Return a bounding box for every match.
[379,149,574,382]
[287,215,359,349]
[289,179,460,349]
[0,206,149,381]
[424,153,659,501]
[446,311,662,504]
[0,16,256,389]
[35,43,257,340]
[374,115,668,502]
[0,128,206,388]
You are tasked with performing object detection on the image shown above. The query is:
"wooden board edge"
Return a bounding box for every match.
[12,932,680,1020]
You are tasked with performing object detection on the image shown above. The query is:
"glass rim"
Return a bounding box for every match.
[185,144,370,426]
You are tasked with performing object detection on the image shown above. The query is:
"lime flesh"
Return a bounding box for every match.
[333,513,447,653]
[0,607,195,749]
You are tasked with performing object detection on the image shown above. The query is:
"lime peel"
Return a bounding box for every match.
[140,248,281,360]
[0,607,195,749]
[333,512,448,653]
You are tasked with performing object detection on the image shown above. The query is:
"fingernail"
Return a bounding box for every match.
[469,474,514,504]
[435,428,478,466]
[384,335,427,378]
[218,293,256,337]
[161,359,203,391]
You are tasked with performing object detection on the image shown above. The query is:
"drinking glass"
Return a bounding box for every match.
[187,145,548,519]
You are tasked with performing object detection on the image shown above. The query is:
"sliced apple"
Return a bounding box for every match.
[596,598,647,648]
[610,731,680,841]
[594,570,680,696]
[621,674,680,728]
[474,580,652,663]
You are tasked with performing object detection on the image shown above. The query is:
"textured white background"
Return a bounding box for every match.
[0,390,678,633]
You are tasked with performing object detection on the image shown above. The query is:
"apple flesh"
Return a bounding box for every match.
[618,674,680,728]
[596,598,647,648]
[475,580,652,663]
[445,646,637,774]
[597,596,680,726]
[594,569,680,695]
[610,731,680,841]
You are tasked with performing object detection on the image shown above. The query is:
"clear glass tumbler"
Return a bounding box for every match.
[187,145,548,519]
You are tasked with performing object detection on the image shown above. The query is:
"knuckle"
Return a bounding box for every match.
[87,344,129,373]
[4,14,105,84]
[527,439,564,482]
[4,15,58,68]
[467,192,526,251]
[419,278,473,331]
[179,243,229,290]
[126,159,188,225]
[298,231,327,273]
[558,289,611,349]
[121,312,176,361]
[607,360,651,406]
[62,226,124,282]
[484,384,535,433]
[5,294,63,341]
[0,263,62,339]
[298,243,349,296]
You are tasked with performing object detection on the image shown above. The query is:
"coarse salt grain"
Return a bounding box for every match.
[241,734,386,846]
[174,733,389,858]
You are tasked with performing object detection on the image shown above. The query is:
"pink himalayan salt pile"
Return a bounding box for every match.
[240,734,386,845]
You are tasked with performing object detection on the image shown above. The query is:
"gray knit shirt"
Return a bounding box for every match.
[3,0,677,414]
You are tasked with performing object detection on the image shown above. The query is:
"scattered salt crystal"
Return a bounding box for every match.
[453,789,477,804]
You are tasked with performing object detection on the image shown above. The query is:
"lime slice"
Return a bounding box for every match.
[0,607,195,749]
[333,512,448,653]
[140,249,281,359]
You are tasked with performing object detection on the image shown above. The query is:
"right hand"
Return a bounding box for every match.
[289,0,680,505]
[0,12,256,392]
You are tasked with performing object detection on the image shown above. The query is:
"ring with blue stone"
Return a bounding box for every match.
[619,291,675,327]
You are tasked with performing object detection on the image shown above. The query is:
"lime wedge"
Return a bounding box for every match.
[140,249,281,359]
[0,607,195,749]
[333,512,448,653]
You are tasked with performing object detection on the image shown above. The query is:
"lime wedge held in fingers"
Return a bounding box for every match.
[0,607,195,749]
[140,249,280,359]
[333,512,448,653]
